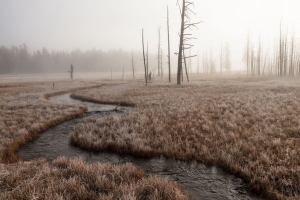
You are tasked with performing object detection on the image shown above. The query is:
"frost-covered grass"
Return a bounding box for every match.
[0,76,187,199]
[0,77,115,163]
[0,80,102,163]
[70,76,300,200]
[0,157,187,200]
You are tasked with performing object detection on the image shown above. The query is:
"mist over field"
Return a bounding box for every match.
[1,1,300,199]
[1,0,300,74]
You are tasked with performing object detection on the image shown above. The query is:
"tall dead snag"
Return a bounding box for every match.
[176,0,201,85]
[142,29,147,85]
[183,49,189,82]
[197,51,199,74]
[131,52,135,79]
[69,64,74,80]
[279,21,283,77]
[157,28,162,77]
[224,43,231,72]
[257,35,261,77]
[289,32,295,76]
[111,67,112,80]
[161,49,163,80]
[147,41,149,81]
[220,44,223,74]
[167,6,171,82]
[283,30,288,76]
[246,33,250,76]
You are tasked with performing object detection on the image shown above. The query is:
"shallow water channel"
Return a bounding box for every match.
[18,93,264,200]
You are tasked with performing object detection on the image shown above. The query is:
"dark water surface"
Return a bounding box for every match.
[18,93,264,200]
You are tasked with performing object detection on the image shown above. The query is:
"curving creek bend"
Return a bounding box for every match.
[18,93,264,200]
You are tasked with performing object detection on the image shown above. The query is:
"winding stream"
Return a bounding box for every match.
[18,93,264,200]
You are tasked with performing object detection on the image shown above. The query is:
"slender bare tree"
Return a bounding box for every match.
[224,43,231,72]
[176,0,201,85]
[289,32,295,76]
[142,29,147,85]
[167,6,171,82]
[257,35,261,76]
[197,51,200,74]
[147,41,149,82]
[220,44,223,74]
[131,52,135,79]
[69,64,74,80]
[157,28,162,77]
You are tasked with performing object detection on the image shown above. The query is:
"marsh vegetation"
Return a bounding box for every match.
[70,75,300,200]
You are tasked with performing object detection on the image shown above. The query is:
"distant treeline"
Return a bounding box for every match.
[0,44,176,74]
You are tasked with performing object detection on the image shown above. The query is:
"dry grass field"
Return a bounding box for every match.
[70,75,300,200]
[0,157,187,200]
[0,79,97,163]
[0,75,187,199]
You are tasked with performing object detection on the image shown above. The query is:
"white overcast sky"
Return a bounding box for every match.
[1,0,300,70]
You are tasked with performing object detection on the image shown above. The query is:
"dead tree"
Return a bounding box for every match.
[257,35,261,76]
[224,43,231,72]
[183,49,189,82]
[131,52,135,79]
[147,41,149,82]
[157,28,162,77]
[246,33,250,76]
[122,66,124,80]
[289,32,295,76]
[197,51,199,74]
[167,6,171,82]
[176,0,201,85]
[161,49,163,80]
[142,29,148,85]
[220,44,223,74]
[279,21,283,77]
[283,30,288,76]
[69,64,74,79]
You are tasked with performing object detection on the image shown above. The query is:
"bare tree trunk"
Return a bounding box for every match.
[131,52,135,79]
[177,0,185,85]
[70,64,74,79]
[197,51,200,74]
[147,41,149,82]
[247,32,250,76]
[279,21,283,77]
[183,49,189,82]
[161,50,163,81]
[220,44,223,74]
[257,35,261,76]
[142,29,147,85]
[202,52,205,73]
[157,28,161,77]
[122,66,124,80]
[289,33,295,76]
[251,47,254,77]
[263,53,267,76]
[284,30,288,76]
[167,6,171,82]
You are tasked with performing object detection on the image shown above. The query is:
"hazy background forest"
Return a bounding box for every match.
[0,45,179,74]
[1,0,299,76]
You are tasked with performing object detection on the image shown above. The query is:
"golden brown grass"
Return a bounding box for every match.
[0,76,187,199]
[70,75,300,200]
[0,157,187,200]
[0,80,100,163]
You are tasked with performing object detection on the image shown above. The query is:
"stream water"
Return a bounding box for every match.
[18,93,264,200]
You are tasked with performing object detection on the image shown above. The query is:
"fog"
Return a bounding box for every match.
[1,0,300,73]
